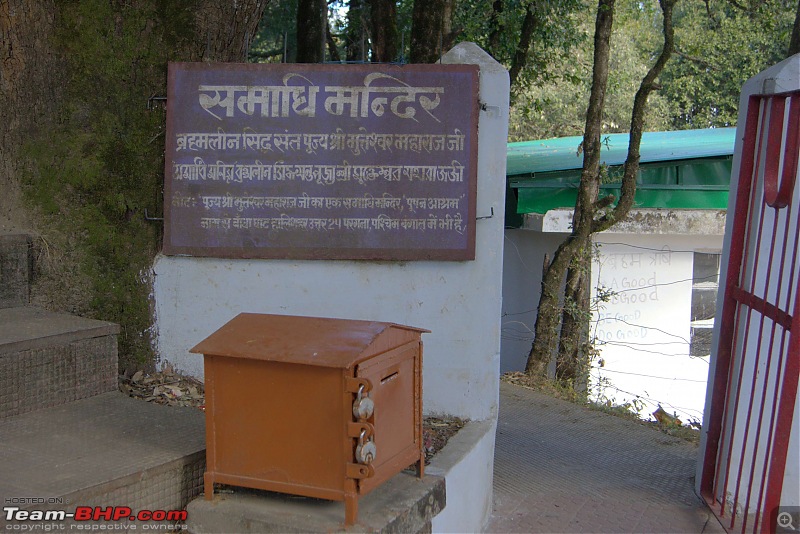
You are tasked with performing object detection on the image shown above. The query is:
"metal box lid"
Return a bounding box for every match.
[190,313,428,369]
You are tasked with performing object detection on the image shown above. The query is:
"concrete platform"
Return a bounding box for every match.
[489,382,725,533]
[0,307,121,418]
[186,471,445,534]
[0,306,119,354]
[0,392,205,524]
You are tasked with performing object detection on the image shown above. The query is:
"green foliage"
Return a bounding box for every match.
[23,0,199,369]
[508,1,674,141]
[455,0,587,87]
[249,0,299,62]
[507,0,795,140]
[660,0,796,129]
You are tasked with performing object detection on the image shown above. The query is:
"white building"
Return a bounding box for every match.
[502,128,735,424]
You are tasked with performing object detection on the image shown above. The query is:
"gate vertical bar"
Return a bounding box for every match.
[700,87,800,534]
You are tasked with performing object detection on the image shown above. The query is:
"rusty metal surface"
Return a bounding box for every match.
[189,312,428,368]
[195,313,426,526]
[164,62,479,261]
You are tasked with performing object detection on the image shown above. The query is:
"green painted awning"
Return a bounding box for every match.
[506,128,736,225]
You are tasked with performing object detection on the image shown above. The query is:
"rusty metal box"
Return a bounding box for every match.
[190,313,428,525]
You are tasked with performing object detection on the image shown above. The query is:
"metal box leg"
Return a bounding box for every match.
[204,473,215,500]
[344,492,358,526]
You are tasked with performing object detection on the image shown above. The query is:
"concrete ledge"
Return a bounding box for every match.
[0,307,120,354]
[428,419,497,533]
[0,308,121,418]
[185,471,445,534]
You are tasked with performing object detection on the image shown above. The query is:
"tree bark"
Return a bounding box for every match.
[508,2,541,89]
[487,0,504,58]
[345,0,367,62]
[410,0,455,63]
[369,0,399,62]
[195,0,269,61]
[0,0,61,232]
[556,244,591,387]
[525,0,615,377]
[2,0,268,372]
[296,0,327,62]
[326,19,341,61]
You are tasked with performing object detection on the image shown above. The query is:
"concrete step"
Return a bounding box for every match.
[0,391,206,527]
[0,307,120,419]
[186,470,445,534]
[0,234,31,309]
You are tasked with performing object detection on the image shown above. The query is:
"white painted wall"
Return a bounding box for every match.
[428,419,497,533]
[500,229,565,373]
[590,233,722,424]
[153,42,509,423]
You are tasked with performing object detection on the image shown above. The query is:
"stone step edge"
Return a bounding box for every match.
[0,393,206,527]
[0,306,120,355]
[0,451,205,528]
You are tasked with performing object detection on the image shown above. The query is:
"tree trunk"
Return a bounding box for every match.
[789,0,800,56]
[556,245,591,387]
[296,0,327,62]
[592,0,675,234]
[194,0,268,62]
[345,0,367,61]
[410,0,455,63]
[327,19,341,61]
[527,0,677,387]
[526,0,615,377]
[369,0,399,62]
[508,1,541,89]
[487,0,504,58]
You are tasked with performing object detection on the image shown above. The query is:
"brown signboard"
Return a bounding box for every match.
[163,62,479,260]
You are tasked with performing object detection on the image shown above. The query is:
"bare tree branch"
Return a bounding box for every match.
[592,0,676,234]
[509,2,541,88]
[674,47,718,70]
[488,0,504,57]
[326,18,341,61]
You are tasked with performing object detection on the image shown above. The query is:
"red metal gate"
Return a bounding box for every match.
[700,90,800,533]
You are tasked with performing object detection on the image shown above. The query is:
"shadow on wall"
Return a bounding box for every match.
[500,229,567,374]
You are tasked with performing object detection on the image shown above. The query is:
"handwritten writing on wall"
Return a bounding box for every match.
[163,63,479,260]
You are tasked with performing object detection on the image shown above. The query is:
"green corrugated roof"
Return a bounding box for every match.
[507,127,737,176]
[505,128,737,223]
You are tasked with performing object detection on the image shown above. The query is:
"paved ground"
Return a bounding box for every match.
[487,382,726,534]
